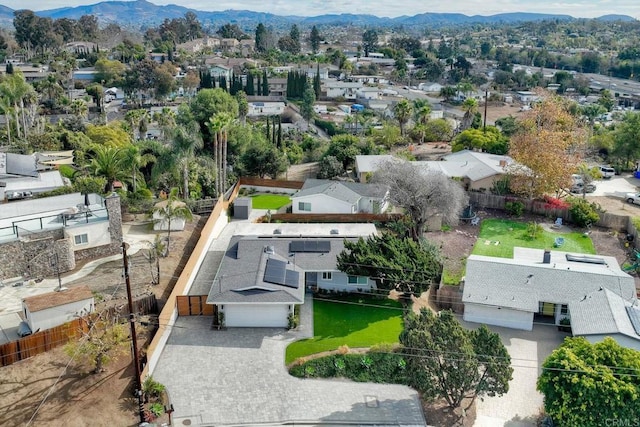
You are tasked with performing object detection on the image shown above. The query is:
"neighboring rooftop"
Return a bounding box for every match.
[23,285,93,312]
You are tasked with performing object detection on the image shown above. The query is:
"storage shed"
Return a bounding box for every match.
[22,285,94,332]
[234,197,252,220]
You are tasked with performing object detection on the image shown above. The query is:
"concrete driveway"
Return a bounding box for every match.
[588,174,639,198]
[468,323,564,427]
[152,298,426,426]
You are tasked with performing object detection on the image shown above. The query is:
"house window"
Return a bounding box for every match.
[348,276,367,285]
[322,272,332,280]
[74,234,88,245]
[560,304,569,316]
[299,202,311,212]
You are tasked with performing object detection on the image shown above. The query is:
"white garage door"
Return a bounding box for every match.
[464,304,533,331]
[224,304,289,328]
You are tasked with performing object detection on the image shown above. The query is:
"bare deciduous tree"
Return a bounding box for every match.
[372,159,469,240]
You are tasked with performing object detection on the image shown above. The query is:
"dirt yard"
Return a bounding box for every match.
[0,216,205,427]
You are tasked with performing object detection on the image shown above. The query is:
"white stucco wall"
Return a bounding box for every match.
[65,221,111,250]
[316,271,374,292]
[357,196,389,214]
[292,194,355,214]
[463,303,534,331]
[25,298,94,331]
[153,213,186,231]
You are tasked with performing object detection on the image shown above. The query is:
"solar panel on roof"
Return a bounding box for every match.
[289,240,331,253]
[627,306,640,336]
[565,254,606,265]
[264,258,299,288]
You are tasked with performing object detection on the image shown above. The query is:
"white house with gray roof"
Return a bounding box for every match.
[569,288,640,351]
[463,248,636,332]
[291,179,389,214]
[207,236,376,328]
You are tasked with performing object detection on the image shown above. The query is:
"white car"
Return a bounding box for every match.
[626,193,640,205]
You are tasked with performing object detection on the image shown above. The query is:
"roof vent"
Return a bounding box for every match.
[264,245,275,254]
[330,229,340,235]
[273,229,282,235]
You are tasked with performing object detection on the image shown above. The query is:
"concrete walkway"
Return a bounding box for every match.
[153,294,426,426]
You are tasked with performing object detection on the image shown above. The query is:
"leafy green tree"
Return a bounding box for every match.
[325,134,360,170]
[439,86,457,102]
[613,112,640,168]
[452,127,509,154]
[401,310,513,409]
[240,138,288,178]
[362,29,378,57]
[460,98,479,131]
[494,115,519,137]
[371,125,402,149]
[597,89,615,112]
[255,23,268,53]
[537,337,640,427]
[94,58,125,87]
[73,176,107,196]
[190,88,239,143]
[317,155,344,179]
[337,234,443,294]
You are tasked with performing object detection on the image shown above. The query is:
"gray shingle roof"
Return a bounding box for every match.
[463,249,636,312]
[293,181,361,204]
[207,236,357,304]
[354,155,395,174]
[296,179,388,200]
[569,288,640,341]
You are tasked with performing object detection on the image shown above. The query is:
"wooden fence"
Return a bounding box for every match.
[176,295,215,316]
[0,294,159,367]
[267,213,403,223]
[239,177,304,190]
[469,193,630,230]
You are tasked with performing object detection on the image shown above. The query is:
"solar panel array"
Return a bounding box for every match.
[264,258,300,288]
[289,240,331,253]
[627,306,640,336]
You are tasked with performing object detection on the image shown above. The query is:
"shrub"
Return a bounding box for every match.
[568,197,600,228]
[543,195,569,210]
[505,200,524,217]
[149,402,164,417]
[526,221,543,240]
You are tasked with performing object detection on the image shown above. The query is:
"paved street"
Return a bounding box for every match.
[152,295,426,426]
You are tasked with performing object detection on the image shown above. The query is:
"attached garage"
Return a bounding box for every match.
[224,304,290,328]
[463,304,533,331]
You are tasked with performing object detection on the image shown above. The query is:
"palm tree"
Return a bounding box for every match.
[89,145,129,192]
[461,98,479,132]
[70,99,88,119]
[0,97,13,145]
[0,72,31,140]
[152,188,193,254]
[122,143,155,193]
[394,99,412,137]
[344,114,354,134]
[171,123,203,199]
[218,112,234,196]
[152,107,176,141]
[206,115,222,197]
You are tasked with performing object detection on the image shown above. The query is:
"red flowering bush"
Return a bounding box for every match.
[543,196,569,210]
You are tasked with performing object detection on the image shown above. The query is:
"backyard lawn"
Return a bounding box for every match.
[473,219,595,258]
[249,194,291,210]
[285,296,404,364]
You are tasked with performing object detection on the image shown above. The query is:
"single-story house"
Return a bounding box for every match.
[291,179,389,214]
[247,102,286,117]
[419,82,443,93]
[569,288,640,351]
[516,91,539,103]
[324,81,363,100]
[208,64,232,81]
[207,236,375,327]
[463,248,637,332]
[22,285,94,332]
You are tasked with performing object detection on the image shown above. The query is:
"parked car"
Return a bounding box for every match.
[626,192,640,204]
[571,182,596,194]
[599,166,615,178]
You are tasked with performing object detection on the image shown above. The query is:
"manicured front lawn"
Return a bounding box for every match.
[249,194,291,210]
[473,219,595,258]
[285,295,404,364]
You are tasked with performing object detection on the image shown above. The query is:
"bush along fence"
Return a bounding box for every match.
[0,294,158,367]
[468,193,629,231]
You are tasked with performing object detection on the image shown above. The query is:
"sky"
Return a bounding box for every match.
[1,0,639,19]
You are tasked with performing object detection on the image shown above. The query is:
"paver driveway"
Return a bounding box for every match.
[152,315,426,426]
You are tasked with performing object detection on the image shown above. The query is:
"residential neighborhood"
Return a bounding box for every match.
[1,1,640,427]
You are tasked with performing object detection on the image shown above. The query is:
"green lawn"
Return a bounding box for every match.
[249,194,291,210]
[473,219,595,258]
[285,296,404,364]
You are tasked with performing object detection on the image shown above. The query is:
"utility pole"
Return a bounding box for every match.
[483,88,489,133]
[123,242,144,423]
[51,252,63,292]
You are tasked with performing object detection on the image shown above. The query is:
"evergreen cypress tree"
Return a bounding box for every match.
[272,116,277,146]
[314,63,321,99]
[262,69,269,96]
[246,74,255,95]
[256,74,262,96]
[286,72,292,98]
[277,116,282,147]
[265,116,270,140]
[6,62,13,74]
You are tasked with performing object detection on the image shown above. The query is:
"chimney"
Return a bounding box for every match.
[499,160,507,168]
[543,250,551,264]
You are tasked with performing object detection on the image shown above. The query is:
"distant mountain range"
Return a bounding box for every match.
[0,0,635,30]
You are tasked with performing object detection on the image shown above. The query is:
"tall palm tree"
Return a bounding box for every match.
[0,72,31,140]
[0,97,13,145]
[89,145,129,192]
[70,99,88,119]
[171,123,203,199]
[217,112,234,197]
[461,98,479,132]
[206,115,222,197]
[123,143,155,193]
[152,188,193,254]
[394,99,412,137]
